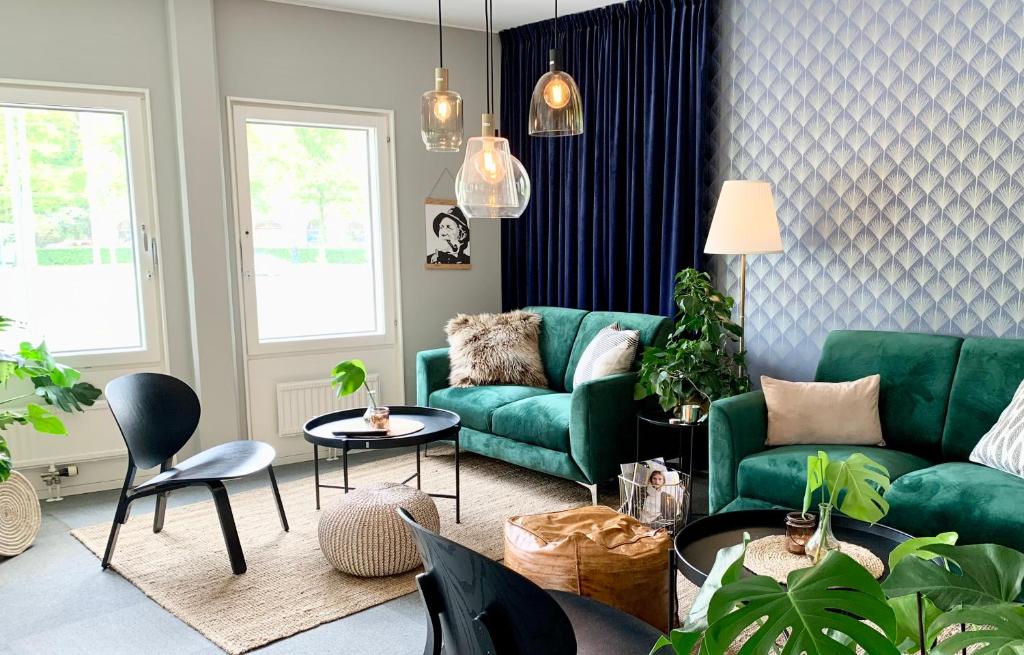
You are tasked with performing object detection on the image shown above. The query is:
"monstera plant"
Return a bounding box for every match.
[652,447,1024,655]
[653,531,1024,655]
[0,316,101,482]
[802,450,892,562]
[635,269,749,417]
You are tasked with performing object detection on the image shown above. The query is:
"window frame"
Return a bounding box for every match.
[0,79,166,370]
[226,97,401,358]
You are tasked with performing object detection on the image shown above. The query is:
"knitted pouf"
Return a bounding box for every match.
[0,471,42,557]
[318,482,439,577]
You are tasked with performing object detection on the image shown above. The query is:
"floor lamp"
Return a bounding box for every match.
[704,180,783,353]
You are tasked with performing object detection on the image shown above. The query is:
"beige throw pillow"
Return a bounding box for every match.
[762,374,884,447]
[445,310,548,388]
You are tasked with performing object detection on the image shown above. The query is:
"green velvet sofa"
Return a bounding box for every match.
[416,306,672,499]
[709,329,1024,550]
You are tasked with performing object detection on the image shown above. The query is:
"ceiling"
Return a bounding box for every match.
[266,0,623,31]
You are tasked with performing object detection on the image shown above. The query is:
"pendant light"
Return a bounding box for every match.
[528,0,583,136]
[421,0,463,152]
[456,0,530,219]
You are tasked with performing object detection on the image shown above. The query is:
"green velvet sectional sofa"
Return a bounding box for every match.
[709,329,1024,550]
[417,306,671,498]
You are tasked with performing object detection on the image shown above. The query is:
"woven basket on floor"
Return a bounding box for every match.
[318,481,439,577]
[0,470,42,557]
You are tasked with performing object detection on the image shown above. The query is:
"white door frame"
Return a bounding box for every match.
[225,96,404,445]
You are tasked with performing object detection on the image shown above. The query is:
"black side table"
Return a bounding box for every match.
[635,408,707,631]
[635,409,706,483]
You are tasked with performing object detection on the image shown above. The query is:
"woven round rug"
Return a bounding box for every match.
[0,470,42,557]
[745,535,884,583]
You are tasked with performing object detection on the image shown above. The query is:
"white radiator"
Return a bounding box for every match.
[275,375,380,438]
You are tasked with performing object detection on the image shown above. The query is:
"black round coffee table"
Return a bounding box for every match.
[303,406,461,522]
[668,509,911,629]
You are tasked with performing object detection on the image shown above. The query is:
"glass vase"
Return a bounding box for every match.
[805,503,839,564]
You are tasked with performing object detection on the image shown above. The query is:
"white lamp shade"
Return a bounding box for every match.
[704,180,783,255]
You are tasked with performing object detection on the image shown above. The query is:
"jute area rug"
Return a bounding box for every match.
[71,448,593,654]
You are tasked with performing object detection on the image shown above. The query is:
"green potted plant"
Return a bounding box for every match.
[330,359,386,426]
[635,269,749,418]
[802,450,891,563]
[0,315,102,483]
[652,530,1024,655]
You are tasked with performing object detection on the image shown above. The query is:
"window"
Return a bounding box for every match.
[229,100,398,355]
[0,82,162,366]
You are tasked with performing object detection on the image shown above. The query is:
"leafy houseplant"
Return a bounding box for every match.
[635,269,749,417]
[330,359,377,410]
[652,531,1024,655]
[0,316,102,483]
[802,451,892,562]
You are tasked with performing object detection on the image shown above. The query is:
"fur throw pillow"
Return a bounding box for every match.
[445,311,548,388]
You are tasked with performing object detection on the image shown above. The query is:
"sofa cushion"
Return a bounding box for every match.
[492,393,572,452]
[814,330,962,456]
[523,306,589,391]
[761,374,883,446]
[942,337,1024,461]
[445,310,547,388]
[885,462,1024,550]
[564,311,672,391]
[737,445,932,510]
[429,385,554,432]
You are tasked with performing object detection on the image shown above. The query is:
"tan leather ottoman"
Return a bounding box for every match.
[503,505,671,631]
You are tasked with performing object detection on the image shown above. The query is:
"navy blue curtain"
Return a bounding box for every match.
[500,0,709,316]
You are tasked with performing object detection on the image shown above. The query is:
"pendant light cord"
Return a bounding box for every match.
[438,0,443,68]
[553,0,558,48]
[482,0,493,115]
[489,0,494,115]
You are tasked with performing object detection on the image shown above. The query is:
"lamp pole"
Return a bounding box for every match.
[739,253,746,354]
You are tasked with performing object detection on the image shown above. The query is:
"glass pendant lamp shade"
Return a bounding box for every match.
[456,114,531,219]
[529,49,583,136]
[421,67,464,152]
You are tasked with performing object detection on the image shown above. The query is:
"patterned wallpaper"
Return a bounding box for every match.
[708,0,1024,382]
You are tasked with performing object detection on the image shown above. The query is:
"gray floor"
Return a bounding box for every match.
[0,452,432,655]
[0,454,707,654]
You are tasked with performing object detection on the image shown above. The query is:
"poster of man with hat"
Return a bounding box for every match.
[424,199,471,269]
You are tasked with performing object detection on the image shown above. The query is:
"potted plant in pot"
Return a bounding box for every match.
[330,358,389,428]
[635,269,749,419]
[0,315,101,555]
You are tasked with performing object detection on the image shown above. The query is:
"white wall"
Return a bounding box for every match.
[0,0,502,494]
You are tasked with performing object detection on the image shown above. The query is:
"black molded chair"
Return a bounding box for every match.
[102,372,288,575]
[397,508,666,655]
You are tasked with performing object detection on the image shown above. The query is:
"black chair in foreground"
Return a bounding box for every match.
[102,372,288,575]
[397,507,667,655]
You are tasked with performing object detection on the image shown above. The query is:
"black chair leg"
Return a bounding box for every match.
[416,572,443,655]
[101,518,123,570]
[153,492,168,533]
[268,465,289,532]
[208,482,247,575]
[102,469,136,570]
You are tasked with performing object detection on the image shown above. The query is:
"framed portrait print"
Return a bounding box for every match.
[424,198,471,270]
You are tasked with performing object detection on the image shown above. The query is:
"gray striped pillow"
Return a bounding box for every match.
[970,377,1024,478]
[572,324,640,387]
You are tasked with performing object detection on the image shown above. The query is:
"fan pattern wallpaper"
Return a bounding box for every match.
[708,0,1024,381]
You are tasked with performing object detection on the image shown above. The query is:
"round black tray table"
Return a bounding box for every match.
[303,405,461,523]
[668,508,911,630]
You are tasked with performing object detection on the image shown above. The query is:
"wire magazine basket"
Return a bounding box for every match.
[618,466,691,533]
